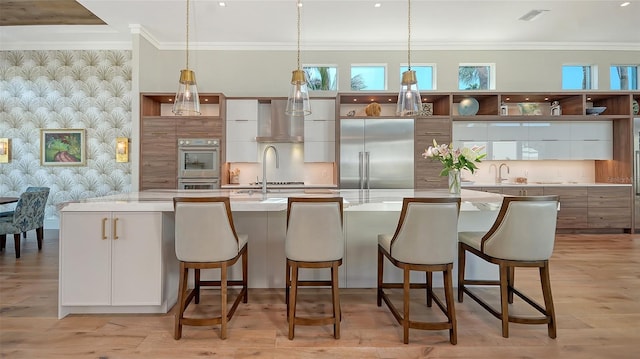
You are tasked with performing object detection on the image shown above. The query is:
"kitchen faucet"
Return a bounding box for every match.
[262,145,279,194]
[499,163,510,183]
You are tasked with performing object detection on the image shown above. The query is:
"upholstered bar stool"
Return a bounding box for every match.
[173,197,248,340]
[377,197,461,344]
[285,197,344,340]
[458,195,559,338]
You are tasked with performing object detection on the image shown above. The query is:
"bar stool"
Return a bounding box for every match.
[377,197,461,344]
[173,197,248,340]
[458,195,559,338]
[285,197,344,340]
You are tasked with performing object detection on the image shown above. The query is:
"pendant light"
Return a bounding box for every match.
[396,0,422,116]
[172,0,201,116]
[285,0,311,116]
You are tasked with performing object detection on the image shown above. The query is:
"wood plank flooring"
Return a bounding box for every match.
[1,230,639,358]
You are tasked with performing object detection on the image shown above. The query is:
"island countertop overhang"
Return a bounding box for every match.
[59,189,504,212]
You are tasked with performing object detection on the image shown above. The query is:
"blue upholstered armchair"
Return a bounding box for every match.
[0,187,50,258]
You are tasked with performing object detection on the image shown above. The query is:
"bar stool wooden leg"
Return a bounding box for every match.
[288,261,298,340]
[377,247,383,307]
[13,233,20,258]
[541,263,557,339]
[220,264,228,339]
[242,247,248,303]
[194,269,201,304]
[443,264,457,345]
[36,227,44,250]
[403,267,410,344]
[331,261,340,339]
[174,264,188,340]
[458,242,466,303]
[426,271,433,307]
[507,267,515,304]
[499,264,510,338]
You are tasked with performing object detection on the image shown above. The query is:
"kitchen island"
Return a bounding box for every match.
[58,188,503,319]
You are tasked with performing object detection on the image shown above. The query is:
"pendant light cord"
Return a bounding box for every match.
[186,0,190,70]
[296,0,301,71]
[407,0,411,70]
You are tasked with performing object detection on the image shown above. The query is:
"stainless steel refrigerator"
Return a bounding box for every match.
[340,118,414,189]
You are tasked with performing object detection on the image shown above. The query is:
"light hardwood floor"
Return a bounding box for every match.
[1,230,639,358]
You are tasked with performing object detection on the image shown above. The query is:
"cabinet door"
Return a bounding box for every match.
[176,117,222,139]
[304,119,335,142]
[226,99,259,162]
[140,118,177,190]
[571,141,612,160]
[502,186,544,196]
[60,212,112,306]
[415,117,450,189]
[588,186,631,229]
[307,99,335,121]
[111,212,163,305]
[227,141,258,162]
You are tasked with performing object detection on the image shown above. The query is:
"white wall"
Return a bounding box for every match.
[138,34,640,94]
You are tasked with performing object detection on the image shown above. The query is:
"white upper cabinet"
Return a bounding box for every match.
[453,120,613,160]
[226,99,259,162]
[304,99,336,162]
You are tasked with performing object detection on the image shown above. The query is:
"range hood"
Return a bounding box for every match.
[256,99,304,143]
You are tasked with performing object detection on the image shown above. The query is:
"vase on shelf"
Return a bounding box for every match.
[448,169,461,195]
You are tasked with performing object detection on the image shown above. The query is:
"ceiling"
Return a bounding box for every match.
[0,0,639,51]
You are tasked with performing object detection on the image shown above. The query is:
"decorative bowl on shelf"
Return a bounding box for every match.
[458,97,479,116]
[586,106,607,115]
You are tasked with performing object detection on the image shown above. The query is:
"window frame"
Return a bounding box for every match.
[609,64,639,90]
[400,63,437,91]
[458,63,496,91]
[350,63,388,91]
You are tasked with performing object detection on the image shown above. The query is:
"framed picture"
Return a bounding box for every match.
[0,138,10,163]
[40,129,86,166]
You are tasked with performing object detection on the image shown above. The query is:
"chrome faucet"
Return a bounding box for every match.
[499,163,510,183]
[262,145,279,194]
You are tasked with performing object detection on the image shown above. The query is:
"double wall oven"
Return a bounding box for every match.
[177,138,220,190]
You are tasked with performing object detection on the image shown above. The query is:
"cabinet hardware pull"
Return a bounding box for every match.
[234,119,250,122]
[101,218,108,240]
[151,132,168,135]
[113,218,119,240]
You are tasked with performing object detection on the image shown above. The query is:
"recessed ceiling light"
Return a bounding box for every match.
[374,3,382,8]
[218,1,226,7]
[620,2,631,7]
[518,9,550,21]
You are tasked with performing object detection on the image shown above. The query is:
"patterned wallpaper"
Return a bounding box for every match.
[0,50,133,225]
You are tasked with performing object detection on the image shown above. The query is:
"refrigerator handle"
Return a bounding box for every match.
[358,151,364,189]
[365,152,371,189]
[636,151,640,195]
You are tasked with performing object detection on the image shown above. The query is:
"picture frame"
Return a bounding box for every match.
[0,138,10,163]
[40,129,86,166]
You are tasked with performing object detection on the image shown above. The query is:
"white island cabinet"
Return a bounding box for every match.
[58,189,503,318]
[59,211,178,319]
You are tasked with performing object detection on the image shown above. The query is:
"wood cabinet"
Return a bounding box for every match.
[60,212,164,307]
[587,186,631,229]
[415,117,451,189]
[140,93,224,190]
[543,186,588,229]
[501,186,544,196]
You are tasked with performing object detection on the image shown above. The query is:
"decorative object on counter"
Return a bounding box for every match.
[285,0,311,116]
[346,110,356,117]
[458,97,479,116]
[396,0,422,116]
[633,99,639,115]
[0,138,10,163]
[40,129,85,166]
[418,102,433,116]
[518,102,542,116]
[422,139,486,195]
[365,102,382,117]
[229,168,240,184]
[550,101,562,116]
[115,137,129,163]
[586,106,607,115]
[172,0,201,116]
[500,102,508,116]
[515,176,528,184]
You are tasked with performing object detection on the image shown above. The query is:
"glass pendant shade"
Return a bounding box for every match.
[396,69,422,116]
[172,69,201,115]
[285,69,311,116]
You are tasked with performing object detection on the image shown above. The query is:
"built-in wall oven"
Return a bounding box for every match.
[177,138,220,189]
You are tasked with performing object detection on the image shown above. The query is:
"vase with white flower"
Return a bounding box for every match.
[422,140,486,195]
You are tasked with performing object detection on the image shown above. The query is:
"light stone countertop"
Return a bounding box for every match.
[462,182,631,187]
[59,189,504,213]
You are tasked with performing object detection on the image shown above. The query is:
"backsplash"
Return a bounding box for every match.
[227,143,335,185]
[464,160,596,184]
